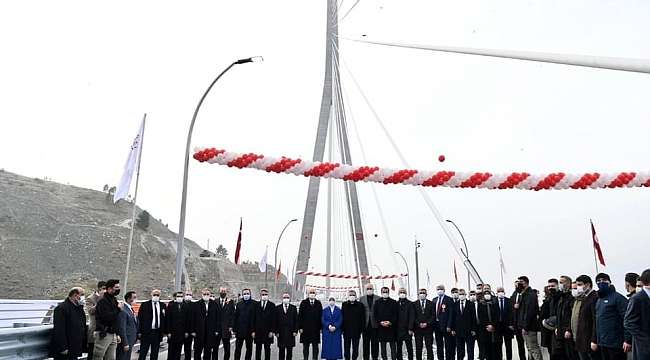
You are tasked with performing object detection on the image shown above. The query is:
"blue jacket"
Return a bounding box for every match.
[118,304,138,347]
[432,294,454,331]
[321,306,342,359]
[594,286,628,348]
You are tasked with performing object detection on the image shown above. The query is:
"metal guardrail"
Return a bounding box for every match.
[0,300,59,328]
[0,324,52,360]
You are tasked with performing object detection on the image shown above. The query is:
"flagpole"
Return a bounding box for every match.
[498,246,504,288]
[590,219,600,274]
[123,113,146,294]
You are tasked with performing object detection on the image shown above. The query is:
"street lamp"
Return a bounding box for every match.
[273,218,298,298]
[394,251,411,297]
[446,219,471,291]
[174,56,263,291]
[414,238,421,292]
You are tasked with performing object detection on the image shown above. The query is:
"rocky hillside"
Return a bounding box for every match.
[0,170,291,299]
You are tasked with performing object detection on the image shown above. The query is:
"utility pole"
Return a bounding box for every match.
[414,237,421,291]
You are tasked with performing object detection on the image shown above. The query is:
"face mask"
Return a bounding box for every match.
[261,295,269,301]
[571,289,579,298]
[308,293,316,299]
[451,293,459,299]
[469,295,477,302]
[399,293,407,299]
[558,283,566,292]
[348,296,356,302]
[597,283,610,292]
[637,286,643,292]
[437,290,445,296]
[329,301,336,307]
[548,287,557,294]
[381,292,389,298]
[210,296,216,301]
[484,294,492,301]
[114,289,121,296]
[220,293,227,299]
[184,295,193,301]
[459,294,467,301]
[152,296,160,302]
[497,292,505,299]
[419,293,427,300]
[282,298,290,304]
[202,295,210,301]
[175,297,183,303]
[516,283,524,291]
[243,294,251,301]
[576,286,585,295]
[366,290,374,296]
[78,296,86,306]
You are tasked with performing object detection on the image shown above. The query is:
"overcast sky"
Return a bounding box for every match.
[1,1,649,296]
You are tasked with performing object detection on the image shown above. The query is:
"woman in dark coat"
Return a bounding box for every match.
[276,294,299,360]
[539,287,553,353]
[50,288,87,360]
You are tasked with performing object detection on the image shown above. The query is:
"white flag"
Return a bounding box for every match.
[259,246,268,272]
[114,119,145,203]
[499,246,507,274]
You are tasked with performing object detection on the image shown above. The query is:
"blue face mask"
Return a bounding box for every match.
[597,282,610,293]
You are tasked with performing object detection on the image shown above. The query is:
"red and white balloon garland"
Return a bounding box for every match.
[193,147,650,191]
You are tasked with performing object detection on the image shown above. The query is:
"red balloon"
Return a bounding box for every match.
[438,155,446,162]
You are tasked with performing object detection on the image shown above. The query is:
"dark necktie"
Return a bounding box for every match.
[461,301,464,314]
[154,302,159,329]
[310,300,314,306]
[436,299,442,317]
[499,299,504,321]
[284,305,288,313]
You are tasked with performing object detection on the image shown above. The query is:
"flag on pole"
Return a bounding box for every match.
[499,246,507,274]
[114,119,145,203]
[234,218,243,264]
[391,279,395,291]
[259,246,268,272]
[590,220,606,266]
[276,260,282,281]
[453,259,459,285]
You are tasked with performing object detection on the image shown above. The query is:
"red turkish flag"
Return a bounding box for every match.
[234,218,242,264]
[591,220,606,266]
[391,279,395,291]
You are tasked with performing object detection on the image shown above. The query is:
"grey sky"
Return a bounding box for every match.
[1,1,648,295]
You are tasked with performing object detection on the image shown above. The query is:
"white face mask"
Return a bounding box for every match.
[484,294,492,301]
[399,293,407,299]
[348,295,357,302]
[152,296,160,302]
[459,294,467,301]
[202,295,211,302]
[451,293,459,299]
[78,295,86,306]
[367,290,374,296]
[184,295,193,301]
[576,286,585,295]
[571,289,579,298]
[419,293,427,300]
[637,286,644,292]
[381,292,389,298]
[469,295,477,302]
[261,295,269,301]
[308,293,316,299]
[242,294,251,300]
[282,298,290,304]
[497,292,505,299]
[329,301,336,306]
[175,297,183,303]
[558,283,566,291]
[437,290,445,296]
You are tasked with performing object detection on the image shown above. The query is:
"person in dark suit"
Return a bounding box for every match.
[395,288,415,360]
[510,282,526,360]
[182,290,195,360]
[117,291,138,360]
[450,289,477,360]
[342,290,366,360]
[373,287,398,360]
[433,284,455,360]
[192,288,219,360]
[413,288,435,360]
[165,291,192,360]
[216,287,235,360]
[360,284,380,360]
[137,289,166,360]
[252,288,276,360]
[49,287,87,360]
[494,287,514,360]
[298,288,323,360]
[276,292,299,360]
[234,288,256,360]
[478,290,500,360]
[624,269,650,360]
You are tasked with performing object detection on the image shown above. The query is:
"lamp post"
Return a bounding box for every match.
[446,219,471,291]
[174,56,263,291]
[414,238,421,291]
[394,251,411,297]
[273,218,298,299]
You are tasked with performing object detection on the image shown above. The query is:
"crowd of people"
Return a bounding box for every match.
[49,269,650,360]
